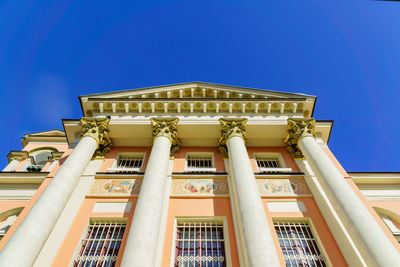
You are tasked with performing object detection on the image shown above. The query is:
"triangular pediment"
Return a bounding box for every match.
[21,130,66,147]
[79,82,316,117]
[80,82,314,100]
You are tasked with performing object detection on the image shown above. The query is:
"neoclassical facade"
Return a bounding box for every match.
[0,82,399,267]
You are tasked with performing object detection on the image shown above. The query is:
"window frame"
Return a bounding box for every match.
[71,217,127,267]
[184,152,217,173]
[107,152,145,173]
[272,217,332,267]
[253,152,292,173]
[170,217,232,267]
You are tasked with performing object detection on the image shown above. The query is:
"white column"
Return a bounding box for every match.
[299,136,400,266]
[285,118,400,267]
[219,119,280,267]
[2,159,19,171]
[0,118,110,267]
[121,118,179,267]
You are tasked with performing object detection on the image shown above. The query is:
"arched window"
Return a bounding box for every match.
[375,207,400,243]
[0,207,23,240]
[25,147,58,172]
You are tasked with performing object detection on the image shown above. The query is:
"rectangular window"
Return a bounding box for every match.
[254,153,292,173]
[185,153,216,173]
[73,221,126,267]
[108,153,144,173]
[274,221,326,267]
[175,221,226,267]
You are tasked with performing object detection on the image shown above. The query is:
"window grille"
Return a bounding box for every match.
[117,155,143,169]
[108,154,144,173]
[185,154,216,173]
[274,221,326,267]
[254,154,292,173]
[175,221,226,267]
[73,221,126,267]
[256,156,281,168]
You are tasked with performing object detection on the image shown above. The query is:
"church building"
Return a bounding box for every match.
[0,82,399,267]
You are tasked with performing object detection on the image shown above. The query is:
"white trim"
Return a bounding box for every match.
[272,217,333,267]
[108,152,145,172]
[184,152,216,172]
[253,152,292,173]
[170,217,232,267]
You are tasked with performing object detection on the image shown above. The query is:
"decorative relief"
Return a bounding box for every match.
[284,118,315,159]
[217,118,248,157]
[150,117,180,156]
[172,179,228,195]
[257,178,310,196]
[80,117,112,158]
[89,179,142,195]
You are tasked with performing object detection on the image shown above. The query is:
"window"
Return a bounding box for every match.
[0,207,23,240]
[254,153,292,173]
[107,153,144,173]
[274,221,326,267]
[380,215,400,243]
[25,148,58,172]
[185,153,216,173]
[73,220,126,267]
[175,220,226,267]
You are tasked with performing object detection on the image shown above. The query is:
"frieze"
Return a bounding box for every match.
[171,178,228,196]
[88,179,142,196]
[257,178,310,196]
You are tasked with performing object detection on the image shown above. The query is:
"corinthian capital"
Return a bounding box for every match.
[80,117,112,158]
[150,118,180,156]
[217,118,248,157]
[284,118,315,159]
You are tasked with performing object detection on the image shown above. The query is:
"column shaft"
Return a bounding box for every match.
[0,136,98,267]
[121,136,171,267]
[227,136,281,267]
[2,159,19,171]
[299,136,400,266]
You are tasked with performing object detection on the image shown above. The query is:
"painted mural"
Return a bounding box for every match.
[257,178,310,196]
[89,179,142,195]
[172,179,228,195]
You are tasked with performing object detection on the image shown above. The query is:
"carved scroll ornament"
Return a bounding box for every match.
[284,118,315,159]
[80,117,112,158]
[217,118,248,157]
[150,118,180,156]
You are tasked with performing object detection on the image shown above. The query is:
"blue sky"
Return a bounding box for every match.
[0,0,399,171]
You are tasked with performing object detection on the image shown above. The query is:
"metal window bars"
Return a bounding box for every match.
[274,221,326,267]
[73,221,126,267]
[117,155,143,169]
[175,221,226,267]
[185,155,216,173]
[255,157,281,168]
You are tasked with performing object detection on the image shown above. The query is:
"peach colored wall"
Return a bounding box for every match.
[161,197,239,266]
[346,179,400,251]
[263,197,348,267]
[98,147,152,172]
[0,178,51,251]
[173,147,226,172]
[11,142,69,172]
[247,147,300,173]
[52,197,137,267]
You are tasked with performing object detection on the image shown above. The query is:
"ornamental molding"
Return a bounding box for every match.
[79,83,315,117]
[7,151,29,163]
[150,117,180,156]
[217,118,248,157]
[284,118,316,159]
[80,117,112,158]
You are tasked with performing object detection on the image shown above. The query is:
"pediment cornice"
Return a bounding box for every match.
[79,82,315,117]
